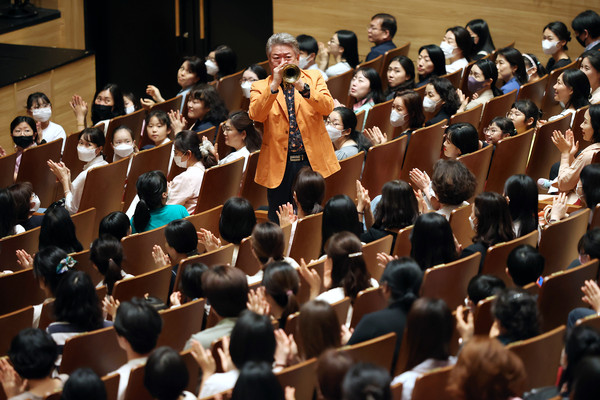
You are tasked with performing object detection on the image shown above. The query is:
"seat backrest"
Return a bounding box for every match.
[70,207,96,249]
[123,142,173,210]
[149,94,183,114]
[157,298,206,349]
[239,151,267,209]
[0,268,46,316]
[363,98,394,133]
[61,131,86,178]
[17,139,63,206]
[350,286,387,328]
[571,105,591,152]
[478,89,518,139]
[276,358,318,400]
[473,295,495,335]
[440,67,463,88]
[362,235,394,281]
[60,326,126,376]
[449,203,475,249]
[591,204,600,230]
[577,313,600,330]
[526,114,571,181]
[217,69,245,112]
[173,244,235,293]
[326,68,354,107]
[358,55,384,76]
[541,60,578,118]
[449,103,483,130]
[71,249,104,286]
[517,74,549,108]
[400,119,446,181]
[0,152,17,189]
[361,135,408,197]
[195,158,244,214]
[355,108,366,128]
[480,229,539,285]
[323,151,365,204]
[288,213,323,263]
[411,365,454,400]
[380,43,411,84]
[485,128,534,193]
[538,259,599,332]
[123,362,153,400]
[457,145,493,201]
[105,109,146,160]
[185,205,223,252]
[297,259,326,304]
[234,237,262,276]
[196,125,217,143]
[121,225,168,276]
[538,208,591,276]
[0,306,33,355]
[215,122,235,161]
[391,225,413,258]
[112,265,172,304]
[341,332,397,371]
[79,157,130,229]
[421,252,481,310]
[390,381,403,400]
[507,325,566,391]
[0,226,41,272]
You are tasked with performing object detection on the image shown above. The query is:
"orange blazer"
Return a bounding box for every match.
[249,69,340,188]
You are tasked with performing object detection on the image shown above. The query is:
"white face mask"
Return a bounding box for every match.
[125,105,135,114]
[77,145,97,162]
[32,107,52,123]
[113,143,134,158]
[542,40,559,55]
[423,97,439,113]
[440,41,456,59]
[389,109,406,127]
[174,154,189,168]
[241,81,252,99]
[205,59,219,76]
[298,55,310,69]
[30,193,40,213]
[469,214,477,231]
[326,124,343,141]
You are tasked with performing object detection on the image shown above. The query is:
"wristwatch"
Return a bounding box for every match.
[300,83,310,95]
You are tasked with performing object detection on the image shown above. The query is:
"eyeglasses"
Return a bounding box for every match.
[240,78,258,84]
[325,119,343,128]
[367,25,382,32]
[13,129,33,136]
[483,127,502,135]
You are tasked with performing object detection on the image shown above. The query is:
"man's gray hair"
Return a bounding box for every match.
[266,32,299,56]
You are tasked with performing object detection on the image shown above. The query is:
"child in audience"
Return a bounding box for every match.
[342,363,392,400]
[504,174,538,237]
[318,30,359,78]
[0,329,67,400]
[26,92,66,152]
[144,347,196,400]
[99,211,131,241]
[326,106,368,160]
[169,262,208,307]
[483,117,516,146]
[111,298,163,400]
[8,182,43,231]
[416,45,446,88]
[349,67,384,122]
[464,274,505,309]
[441,26,472,74]
[423,77,461,126]
[410,213,458,271]
[123,91,140,114]
[580,50,600,104]
[457,59,502,113]
[48,127,108,214]
[61,368,107,400]
[548,69,590,123]
[508,100,540,133]
[131,171,189,233]
[506,245,545,287]
[0,188,24,238]
[205,45,237,81]
[141,109,173,150]
[90,235,133,295]
[240,64,268,101]
[38,204,83,254]
[543,21,572,72]
[169,84,228,133]
[111,126,137,162]
[522,53,547,82]
[495,47,527,95]
[385,56,416,100]
[466,19,495,59]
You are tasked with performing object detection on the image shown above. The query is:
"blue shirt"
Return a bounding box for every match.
[366,41,396,61]
[501,77,520,95]
[131,204,189,233]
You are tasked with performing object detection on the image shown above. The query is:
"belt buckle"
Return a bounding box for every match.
[289,154,303,162]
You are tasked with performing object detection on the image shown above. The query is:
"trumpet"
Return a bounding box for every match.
[281,63,300,88]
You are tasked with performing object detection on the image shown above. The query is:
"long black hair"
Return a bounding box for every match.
[132,171,168,233]
[39,204,83,253]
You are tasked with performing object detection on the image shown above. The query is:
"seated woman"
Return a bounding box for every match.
[48,127,108,214]
[99,211,131,241]
[548,69,590,123]
[552,104,600,202]
[240,64,268,101]
[410,159,477,219]
[483,117,516,147]
[491,288,540,345]
[131,170,189,233]
[321,195,363,255]
[90,235,133,295]
[144,347,197,400]
[347,257,423,372]
[71,83,126,132]
[495,47,527,95]
[326,106,368,160]
[581,50,600,104]
[416,45,446,88]
[298,300,341,360]
[8,182,43,231]
[0,188,25,239]
[167,130,217,214]
[248,221,300,284]
[318,30,359,79]
[410,213,459,271]
[457,59,502,113]
[205,110,262,171]
[385,56,416,100]
[342,364,392,400]
[169,84,228,133]
[441,26,472,74]
[2,116,39,180]
[391,298,456,400]
[111,126,138,162]
[349,67,385,123]
[230,362,287,400]
[543,21,572,72]
[522,53,547,82]
[504,174,538,238]
[0,329,67,400]
[508,99,540,134]
[461,192,515,271]
[38,204,83,254]
[144,56,207,112]
[466,19,495,60]
[205,45,237,81]
[26,92,66,152]
[423,76,461,127]
[259,261,300,330]
[442,122,480,158]
[170,262,208,308]
[141,109,173,150]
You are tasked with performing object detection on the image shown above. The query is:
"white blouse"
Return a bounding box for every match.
[166,161,206,214]
[65,155,108,214]
[220,146,250,172]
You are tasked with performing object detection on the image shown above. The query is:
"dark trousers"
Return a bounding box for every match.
[267,156,310,222]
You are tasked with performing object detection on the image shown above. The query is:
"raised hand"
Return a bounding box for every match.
[363,126,388,145]
[276,202,297,227]
[298,258,321,300]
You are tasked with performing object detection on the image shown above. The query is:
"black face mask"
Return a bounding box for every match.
[91,104,114,124]
[13,135,34,148]
[576,31,587,47]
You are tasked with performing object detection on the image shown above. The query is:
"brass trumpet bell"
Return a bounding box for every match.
[281,63,300,88]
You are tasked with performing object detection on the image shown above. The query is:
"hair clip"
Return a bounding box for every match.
[521,53,535,68]
[56,255,77,275]
[286,290,293,296]
[199,141,213,157]
[348,251,363,258]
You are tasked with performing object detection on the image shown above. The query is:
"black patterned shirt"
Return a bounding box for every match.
[283,86,305,154]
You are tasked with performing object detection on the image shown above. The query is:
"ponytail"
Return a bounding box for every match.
[262,261,300,328]
[90,236,125,295]
[133,199,151,233]
[133,171,167,233]
[105,258,122,295]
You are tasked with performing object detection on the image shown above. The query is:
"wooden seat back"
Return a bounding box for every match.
[478,89,518,139]
[149,94,183,114]
[217,69,245,112]
[112,265,172,304]
[276,358,318,400]
[61,131,86,178]
[195,157,244,214]
[362,235,393,281]
[485,128,534,193]
[361,135,408,197]
[288,213,323,263]
[363,98,394,133]
[350,287,387,329]
[517,74,549,108]
[105,109,146,160]
[457,145,493,201]
[16,139,63,206]
[391,225,413,258]
[70,207,96,249]
[157,298,206,349]
[0,269,46,316]
[440,67,463,88]
[239,151,267,209]
[173,244,235,293]
[342,332,397,371]
[60,326,126,376]
[0,227,41,272]
[234,237,262,276]
[185,205,223,252]
[449,103,483,130]
[449,203,475,249]
[326,68,354,107]
[481,230,539,285]
[411,365,454,400]
[121,225,167,276]
[297,259,325,304]
[323,151,365,204]
[400,119,446,181]
[526,114,571,181]
[71,249,104,286]
[0,306,33,355]
[0,152,17,189]
[473,295,495,335]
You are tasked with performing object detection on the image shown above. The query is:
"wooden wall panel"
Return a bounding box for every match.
[273,0,591,67]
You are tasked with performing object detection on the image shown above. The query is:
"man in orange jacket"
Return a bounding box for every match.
[250,32,340,222]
